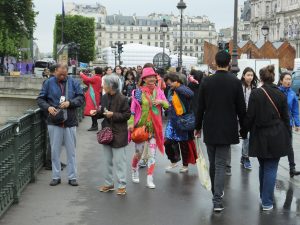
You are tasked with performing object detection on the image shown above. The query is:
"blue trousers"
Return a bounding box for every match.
[258,158,280,207]
[48,125,77,180]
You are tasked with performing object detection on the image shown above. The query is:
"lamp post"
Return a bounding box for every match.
[261,23,270,43]
[177,0,186,68]
[218,32,225,50]
[111,45,117,67]
[160,18,169,69]
[231,0,240,75]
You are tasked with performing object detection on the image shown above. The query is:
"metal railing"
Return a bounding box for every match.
[0,106,84,217]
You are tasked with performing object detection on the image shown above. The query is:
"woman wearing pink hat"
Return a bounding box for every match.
[128,67,169,189]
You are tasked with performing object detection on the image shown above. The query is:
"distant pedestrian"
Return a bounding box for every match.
[278,72,300,177]
[37,63,85,187]
[195,51,246,212]
[240,67,258,170]
[80,67,102,131]
[241,65,291,211]
[91,75,131,196]
[122,70,136,104]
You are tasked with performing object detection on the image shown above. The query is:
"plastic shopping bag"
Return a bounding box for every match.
[195,138,211,191]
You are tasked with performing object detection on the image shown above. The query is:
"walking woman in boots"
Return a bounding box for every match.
[128,67,169,189]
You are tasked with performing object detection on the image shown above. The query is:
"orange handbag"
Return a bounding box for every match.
[131,126,149,143]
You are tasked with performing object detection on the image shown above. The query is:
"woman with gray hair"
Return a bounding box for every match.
[90,75,131,196]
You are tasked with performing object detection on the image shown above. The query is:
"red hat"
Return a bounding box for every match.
[141,67,157,79]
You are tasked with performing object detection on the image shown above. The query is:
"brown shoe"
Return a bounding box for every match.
[116,188,126,196]
[98,185,115,193]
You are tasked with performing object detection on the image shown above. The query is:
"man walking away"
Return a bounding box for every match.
[37,64,85,186]
[195,51,246,212]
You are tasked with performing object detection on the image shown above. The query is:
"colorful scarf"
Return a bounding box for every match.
[140,86,164,154]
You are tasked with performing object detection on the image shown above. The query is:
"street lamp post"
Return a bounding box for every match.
[160,18,169,69]
[177,0,186,68]
[231,0,240,75]
[261,23,270,43]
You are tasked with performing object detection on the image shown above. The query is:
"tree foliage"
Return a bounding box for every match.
[0,0,37,56]
[53,15,95,63]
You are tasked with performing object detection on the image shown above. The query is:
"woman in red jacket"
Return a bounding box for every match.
[80,67,102,131]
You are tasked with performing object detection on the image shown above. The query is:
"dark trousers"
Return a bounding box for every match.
[258,158,280,207]
[288,129,296,169]
[165,139,189,166]
[91,116,98,127]
[206,144,230,204]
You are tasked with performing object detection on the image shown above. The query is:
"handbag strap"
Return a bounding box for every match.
[261,87,281,118]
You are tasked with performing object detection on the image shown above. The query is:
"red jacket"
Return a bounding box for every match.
[80,72,102,116]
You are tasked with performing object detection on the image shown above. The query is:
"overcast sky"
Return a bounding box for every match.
[33,0,245,53]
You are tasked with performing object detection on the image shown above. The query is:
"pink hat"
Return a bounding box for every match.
[141,67,157,79]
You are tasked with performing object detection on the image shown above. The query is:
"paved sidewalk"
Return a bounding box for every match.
[0,118,300,225]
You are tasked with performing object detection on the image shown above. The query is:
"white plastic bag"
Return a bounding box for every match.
[195,138,211,191]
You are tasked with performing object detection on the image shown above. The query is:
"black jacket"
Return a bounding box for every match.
[241,84,291,158]
[97,92,131,148]
[195,70,246,145]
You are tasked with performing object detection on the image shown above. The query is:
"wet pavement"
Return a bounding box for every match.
[0,118,300,225]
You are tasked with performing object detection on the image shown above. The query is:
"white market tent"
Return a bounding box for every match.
[102,43,171,67]
[169,54,198,69]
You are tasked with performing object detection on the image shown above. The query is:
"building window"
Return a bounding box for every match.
[110,33,113,38]
[148,34,151,39]
[139,34,143,39]
[148,42,151,46]
[118,33,121,39]
[155,34,158,40]
[118,26,121,31]
[160,35,163,40]
[167,35,170,40]
[155,42,158,47]
[124,41,127,44]
[110,41,113,46]
[131,34,134,39]
[130,27,133,31]
[148,27,151,32]
[166,42,170,48]
[139,41,143,45]
[124,34,127,39]
[160,42,164,47]
[130,41,134,43]
[124,26,127,31]
[190,53,193,56]
[196,53,198,57]
[190,39,193,44]
[98,40,101,45]
[155,27,158,32]
[196,46,199,51]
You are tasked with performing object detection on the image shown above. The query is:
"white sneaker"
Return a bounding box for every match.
[146,175,156,189]
[179,166,189,173]
[132,170,140,183]
[165,163,178,172]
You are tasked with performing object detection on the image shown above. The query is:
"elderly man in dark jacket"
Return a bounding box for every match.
[37,64,84,187]
[195,51,246,212]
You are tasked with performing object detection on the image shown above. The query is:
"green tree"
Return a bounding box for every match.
[53,15,95,63]
[0,0,37,71]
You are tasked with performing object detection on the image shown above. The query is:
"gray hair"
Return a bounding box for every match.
[103,74,120,92]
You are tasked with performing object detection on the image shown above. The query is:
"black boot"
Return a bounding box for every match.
[88,125,98,131]
[290,168,300,178]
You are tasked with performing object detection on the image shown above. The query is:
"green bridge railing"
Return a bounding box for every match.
[0,106,84,217]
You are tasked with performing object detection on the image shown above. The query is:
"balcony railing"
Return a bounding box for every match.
[0,106,84,217]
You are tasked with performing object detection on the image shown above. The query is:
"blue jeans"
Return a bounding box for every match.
[258,158,280,207]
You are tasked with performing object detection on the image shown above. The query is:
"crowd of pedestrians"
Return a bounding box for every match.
[37,50,300,213]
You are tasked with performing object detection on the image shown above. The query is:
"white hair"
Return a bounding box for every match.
[103,75,120,92]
